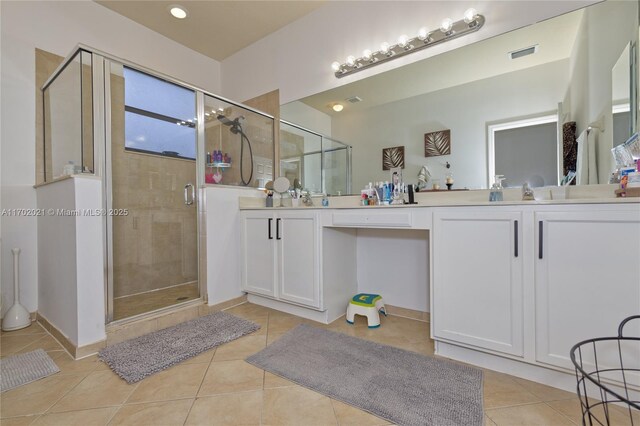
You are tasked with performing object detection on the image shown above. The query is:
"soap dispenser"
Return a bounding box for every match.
[489,175,505,202]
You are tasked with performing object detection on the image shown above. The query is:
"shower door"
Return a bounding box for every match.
[106,62,200,322]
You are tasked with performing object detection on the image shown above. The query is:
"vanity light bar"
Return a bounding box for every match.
[332,10,485,78]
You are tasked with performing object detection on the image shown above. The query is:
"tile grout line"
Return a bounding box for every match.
[38,371,105,418]
[329,398,340,426]
[259,311,272,426]
[1,329,48,357]
[184,347,217,424]
[542,400,580,425]
[105,404,120,426]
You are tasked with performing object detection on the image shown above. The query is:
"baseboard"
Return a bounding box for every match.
[247,294,331,323]
[37,313,106,359]
[385,304,430,322]
[202,294,247,314]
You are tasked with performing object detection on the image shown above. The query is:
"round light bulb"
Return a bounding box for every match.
[398,34,409,48]
[380,42,390,54]
[362,49,373,61]
[169,5,188,19]
[464,8,478,24]
[418,27,429,41]
[440,18,453,33]
[332,104,344,112]
[346,55,356,67]
[331,61,341,72]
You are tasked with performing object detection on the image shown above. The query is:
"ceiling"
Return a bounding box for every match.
[297,8,583,116]
[95,1,326,60]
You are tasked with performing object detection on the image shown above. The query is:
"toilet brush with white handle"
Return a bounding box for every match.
[2,248,31,331]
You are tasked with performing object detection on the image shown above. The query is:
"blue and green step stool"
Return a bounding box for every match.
[346,293,387,328]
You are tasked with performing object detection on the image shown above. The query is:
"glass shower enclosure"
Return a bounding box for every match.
[279,120,352,195]
[42,45,275,323]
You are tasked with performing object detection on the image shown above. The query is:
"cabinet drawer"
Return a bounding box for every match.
[332,211,412,227]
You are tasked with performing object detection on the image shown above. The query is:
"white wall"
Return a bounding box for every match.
[221,1,596,105]
[36,176,105,347]
[0,0,222,317]
[281,101,332,137]
[74,178,105,347]
[36,179,78,344]
[356,229,429,312]
[566,0,638,182]
[205,186,264,305]
[332,60,569,191]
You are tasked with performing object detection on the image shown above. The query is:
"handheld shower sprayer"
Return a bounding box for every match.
[216,114,253,186]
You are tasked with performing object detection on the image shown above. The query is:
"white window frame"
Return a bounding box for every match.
[487,114,558,188]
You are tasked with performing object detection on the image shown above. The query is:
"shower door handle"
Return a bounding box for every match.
[184,183,195,205]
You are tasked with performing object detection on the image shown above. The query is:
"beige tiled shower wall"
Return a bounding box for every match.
[203,89,280,188]
[110,69,198,298]
[81,52,94,174]
[36,49,64,185]
[204,110,275,187]
[37,49,93,183]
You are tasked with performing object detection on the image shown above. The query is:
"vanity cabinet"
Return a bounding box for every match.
[534,209,640,371]
[432,209,524,357]
[240,210,321,309]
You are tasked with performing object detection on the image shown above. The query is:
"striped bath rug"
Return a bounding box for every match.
[1,349,60,392]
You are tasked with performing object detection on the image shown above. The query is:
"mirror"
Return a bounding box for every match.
[282,0,639,193]
[612,43,632,148]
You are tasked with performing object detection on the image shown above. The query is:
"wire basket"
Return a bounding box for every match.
[570,315,640,425]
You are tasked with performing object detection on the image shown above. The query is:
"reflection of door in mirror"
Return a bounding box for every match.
[612,43,632,147]
[281,158,301,187]
[488,115,558,188]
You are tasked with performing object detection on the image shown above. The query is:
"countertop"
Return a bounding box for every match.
[239,184,640,210]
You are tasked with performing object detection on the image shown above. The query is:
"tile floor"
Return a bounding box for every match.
[113,283,200,320]
[1,302,634,425]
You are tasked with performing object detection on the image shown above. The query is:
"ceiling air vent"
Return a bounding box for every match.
[509,45,538,60]
[345,96,362,104]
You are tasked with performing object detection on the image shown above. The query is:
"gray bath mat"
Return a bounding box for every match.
[247,324,483,426]
[99,311,259,383]
[1,349,60,392]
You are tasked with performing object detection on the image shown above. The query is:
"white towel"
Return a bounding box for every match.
[576,129,598,184]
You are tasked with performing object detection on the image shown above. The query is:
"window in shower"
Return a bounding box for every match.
[123,67,196,160]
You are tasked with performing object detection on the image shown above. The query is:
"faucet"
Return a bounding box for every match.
[302,191,313,206]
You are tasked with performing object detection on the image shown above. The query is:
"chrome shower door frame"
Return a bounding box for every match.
[98,54,205,324]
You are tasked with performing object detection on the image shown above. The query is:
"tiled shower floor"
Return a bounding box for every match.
[113,282,200,320]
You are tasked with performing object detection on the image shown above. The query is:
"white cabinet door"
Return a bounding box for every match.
[535,210,640,371]
[433,209,524,356]
[277,211,321,309]
[240,211,277,298]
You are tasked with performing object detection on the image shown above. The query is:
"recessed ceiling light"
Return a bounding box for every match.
[332,104,344,112]
[169,5,188,19]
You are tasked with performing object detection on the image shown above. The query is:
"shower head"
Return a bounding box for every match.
[217,115,243,126]
[217,114,244,135]
[216,114,234,126]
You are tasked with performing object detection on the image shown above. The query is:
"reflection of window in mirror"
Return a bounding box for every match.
[612,43,632,146]
[488,115,559,188]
